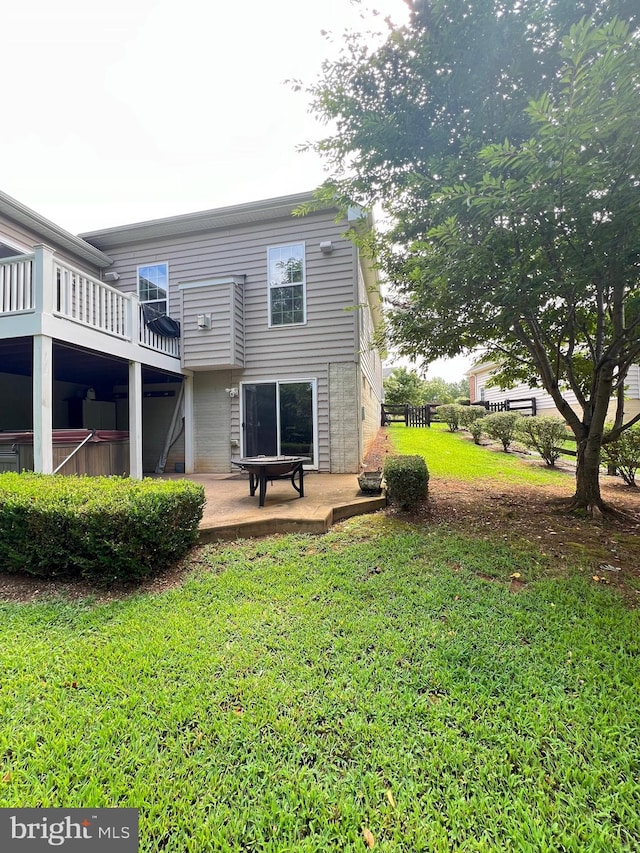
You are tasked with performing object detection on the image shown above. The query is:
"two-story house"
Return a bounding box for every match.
[0,190,383,478]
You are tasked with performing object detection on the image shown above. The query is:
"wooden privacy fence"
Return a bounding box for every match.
[381,404,437,427]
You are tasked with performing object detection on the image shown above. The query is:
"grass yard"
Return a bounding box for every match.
[389,421,570,485]
[1,426,639,851]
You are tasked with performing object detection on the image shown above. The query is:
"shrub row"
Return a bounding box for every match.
[383,455,429,509]
[0,473,206,581]
[458,411,640,482]
[465,411,568,459]
[437,404,486,431]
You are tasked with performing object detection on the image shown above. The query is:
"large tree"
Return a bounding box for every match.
[383,366,427,406]
[305,1,640,514]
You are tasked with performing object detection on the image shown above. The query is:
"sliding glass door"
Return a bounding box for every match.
[242,381,315,465]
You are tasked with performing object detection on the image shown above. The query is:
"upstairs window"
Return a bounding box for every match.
[138,262,168,314]
[268,244,305,326]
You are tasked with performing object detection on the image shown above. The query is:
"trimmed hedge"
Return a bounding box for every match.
[383,455,429,509]
[0,473,206,581]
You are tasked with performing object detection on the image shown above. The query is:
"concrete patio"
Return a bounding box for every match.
[165,471,387,543]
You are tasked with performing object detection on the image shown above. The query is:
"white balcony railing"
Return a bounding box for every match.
[0,247,180,359]
[0,254,34,313]
[139,307,181,358]
[56,260,129,339]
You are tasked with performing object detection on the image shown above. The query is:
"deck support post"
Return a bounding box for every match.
[129,360,143,479]
[183,373,194,474]
[33,334,53,473]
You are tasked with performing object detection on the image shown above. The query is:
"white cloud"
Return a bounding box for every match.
[2,0,408,232]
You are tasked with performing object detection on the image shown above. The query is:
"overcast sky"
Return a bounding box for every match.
[2,0,471,380]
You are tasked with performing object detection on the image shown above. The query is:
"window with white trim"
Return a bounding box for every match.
[268,244,305,326]
[138,262,168,314]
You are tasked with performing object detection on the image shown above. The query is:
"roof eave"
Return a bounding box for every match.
[81,191,338,250]
[0,190,113,268]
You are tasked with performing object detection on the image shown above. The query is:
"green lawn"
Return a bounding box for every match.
[1,426,638,850]
[389,422,572,485]
[1,512,639,851]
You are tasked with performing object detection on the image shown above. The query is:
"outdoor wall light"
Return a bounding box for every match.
[103,271,120,282]
[226,387,239,398]
[319,241,334,254]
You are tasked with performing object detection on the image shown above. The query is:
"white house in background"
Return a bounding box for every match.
[467,359,640,420]
[0,190,384,477]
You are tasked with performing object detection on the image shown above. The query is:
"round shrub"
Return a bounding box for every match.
[458,405,487,429]
[383,454,429,509]
[436,404,465,432]
[516,416,569,466]
[482,411,522,452]
[469,420,484,444]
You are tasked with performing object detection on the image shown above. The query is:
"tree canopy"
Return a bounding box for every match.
[306,1,640,513]
[383,367,468,406]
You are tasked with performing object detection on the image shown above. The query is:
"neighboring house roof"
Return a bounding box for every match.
[466,358,498,377]
[0,190,113,269]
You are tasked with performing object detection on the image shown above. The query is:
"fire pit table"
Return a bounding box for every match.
[231,456,311,507]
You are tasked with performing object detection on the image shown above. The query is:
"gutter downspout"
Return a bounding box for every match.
[352,242,364,472]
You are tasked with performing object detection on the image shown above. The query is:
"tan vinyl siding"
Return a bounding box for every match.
[473,367,565,412]
[91,211,357,371]
[234,279,245,366]
[470,363,640,421]
[92,211,358,474]
[85,202,385,474]
[180,278,245,369]
[356,262,383,459]
[626,364,640,399]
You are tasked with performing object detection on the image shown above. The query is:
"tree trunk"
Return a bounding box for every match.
[570,436,604,513]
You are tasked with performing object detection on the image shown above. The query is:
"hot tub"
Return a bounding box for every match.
[0,430,130,476]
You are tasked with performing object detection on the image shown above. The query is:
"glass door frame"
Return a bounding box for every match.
[240,378,318,468]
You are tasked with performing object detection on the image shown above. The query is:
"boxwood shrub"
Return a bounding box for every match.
[0,473,205,582]
[383,454,429,509]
